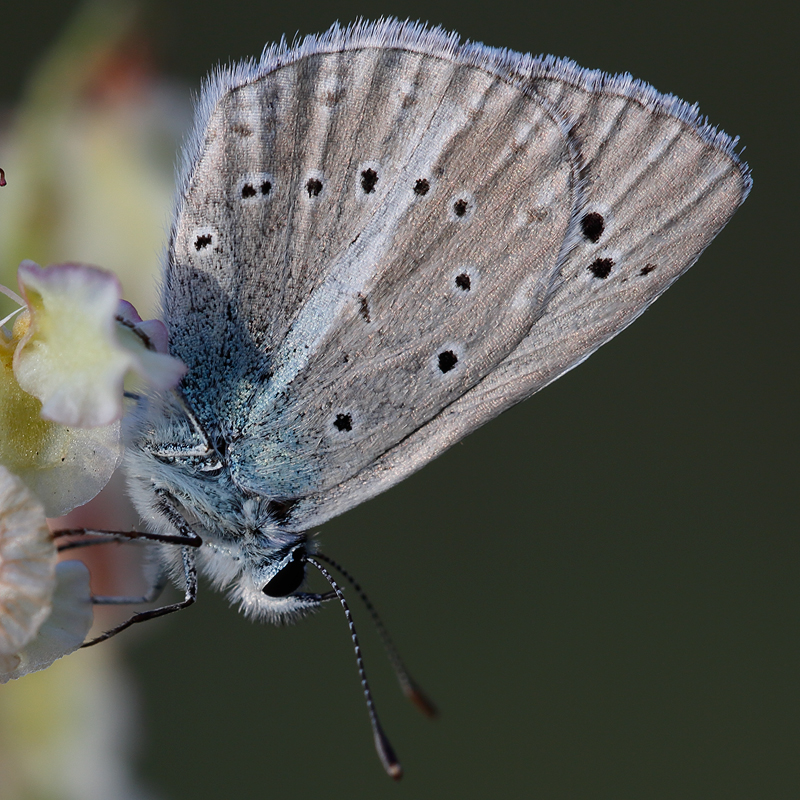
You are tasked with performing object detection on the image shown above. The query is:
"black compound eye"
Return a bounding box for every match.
[262,551,305,597]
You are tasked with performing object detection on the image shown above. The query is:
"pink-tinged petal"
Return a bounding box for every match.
[123,316,170,356]
[13,262,185,427]
[115,299,143,325]
[14,262,128,427]
[114,309,186,388]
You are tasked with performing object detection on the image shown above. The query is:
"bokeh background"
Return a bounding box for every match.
[0,1,796,798]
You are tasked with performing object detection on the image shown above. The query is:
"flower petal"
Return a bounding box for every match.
[0,337,122,516]
[13,262,186,427]
[13,423,123,518]
[114,302,186,390]
[116,300,170,353]
[0,465,56,669]
[1,560,93,682]
[14,261,131,427]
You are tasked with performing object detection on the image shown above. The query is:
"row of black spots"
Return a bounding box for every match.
[363,170,434,197]
[239,171,435,202]
[241,180,272,199]
[588,257,659,281]
[360,167,434,197]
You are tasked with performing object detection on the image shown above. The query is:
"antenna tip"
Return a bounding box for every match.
[374,728,403,780]
[407,684,438,719]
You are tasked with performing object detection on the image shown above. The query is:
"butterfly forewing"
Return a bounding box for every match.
[167,47,582,499]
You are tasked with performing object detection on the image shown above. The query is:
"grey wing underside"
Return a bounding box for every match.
[163,21,750,533]
[287,50,751,531]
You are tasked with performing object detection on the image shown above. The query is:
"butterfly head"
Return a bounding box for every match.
[229,540,332,624]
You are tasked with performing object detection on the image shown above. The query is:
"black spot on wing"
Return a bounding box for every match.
[453,198,469,217]
[438,350,458,373]
[589,258,614,279]
[334,413,353,432]
[361,168,378,193]
[413,178,430,195]
[581,212,605,242]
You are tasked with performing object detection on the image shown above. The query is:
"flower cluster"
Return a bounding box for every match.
[0,260,185,681]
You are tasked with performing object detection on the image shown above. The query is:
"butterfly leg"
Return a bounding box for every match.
[89,568,169,606]
[59,496,203,646]
[81,546,197,647]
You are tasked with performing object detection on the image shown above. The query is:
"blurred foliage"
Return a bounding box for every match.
[0,3,185,798]
[0,0,186,318]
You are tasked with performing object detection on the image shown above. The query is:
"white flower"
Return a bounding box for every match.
[13,260,185,427]
[0,307,122,518]
[0,465,92,683]
[0,260,185,516]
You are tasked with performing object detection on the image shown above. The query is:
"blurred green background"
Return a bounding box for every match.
[0,1,796,798]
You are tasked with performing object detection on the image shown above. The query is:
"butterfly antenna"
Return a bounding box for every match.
[314,552,437,718]
[306,556,402,781]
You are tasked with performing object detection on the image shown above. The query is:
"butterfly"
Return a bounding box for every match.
[85,19,749,776]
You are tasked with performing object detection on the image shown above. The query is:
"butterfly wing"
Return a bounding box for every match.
[285,54,751,530]
[162,22,749,532]
[166,27,583,490]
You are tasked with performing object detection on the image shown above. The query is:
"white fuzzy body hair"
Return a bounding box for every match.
[124,392,316,623]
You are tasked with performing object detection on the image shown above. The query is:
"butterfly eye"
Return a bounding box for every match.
[262,550,306,597]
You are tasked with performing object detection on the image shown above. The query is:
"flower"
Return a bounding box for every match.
[13,260,185,427]
[0,465,92,683]
[0,260,185,516]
